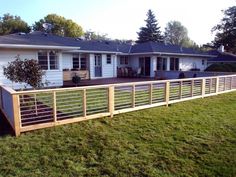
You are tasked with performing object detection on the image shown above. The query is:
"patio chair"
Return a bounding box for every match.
[133,68,142,78]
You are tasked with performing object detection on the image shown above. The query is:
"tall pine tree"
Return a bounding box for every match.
[136,10,163,43]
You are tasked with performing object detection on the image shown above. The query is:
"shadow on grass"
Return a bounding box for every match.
[0,111,14,137]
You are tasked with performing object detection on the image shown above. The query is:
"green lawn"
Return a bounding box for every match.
[1,92,236,177]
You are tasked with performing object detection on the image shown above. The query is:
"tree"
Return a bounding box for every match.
[3,56,45,88]
[164,21,189,46]
[212,6,236,53]
[33,14,83,37]
[137,9,163,43]
[0,13,30,35]
[84,30,109,40]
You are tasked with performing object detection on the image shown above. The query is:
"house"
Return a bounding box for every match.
[0,31,216,88]
[207,45,236,64]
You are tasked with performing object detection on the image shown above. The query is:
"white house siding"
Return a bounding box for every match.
[62,53,73,69]
[179,57,207,71]
[89,54,117,79]
[0,49,63,89]
[101,54,115,78]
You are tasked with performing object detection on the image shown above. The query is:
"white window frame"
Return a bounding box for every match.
[120,56,129,65]
[106,54,112,64]
[38,50,59,71]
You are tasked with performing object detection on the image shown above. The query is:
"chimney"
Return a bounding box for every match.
[218,45,224,53]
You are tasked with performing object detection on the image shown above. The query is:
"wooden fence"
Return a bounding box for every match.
[1,74,236,136]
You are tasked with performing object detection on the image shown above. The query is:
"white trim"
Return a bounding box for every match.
[128,52,216,58]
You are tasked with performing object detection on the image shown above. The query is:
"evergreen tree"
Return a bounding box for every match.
[136,10,163,43]
[212,6,236,53]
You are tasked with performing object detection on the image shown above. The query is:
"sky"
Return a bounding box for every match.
[0,0,235,45]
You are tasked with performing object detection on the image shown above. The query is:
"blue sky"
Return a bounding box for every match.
[0,0,235,44]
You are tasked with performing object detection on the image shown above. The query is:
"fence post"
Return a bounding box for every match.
[149,83,153,105]
[224,77,226,91]
[165,81,170,107]
[191,80,194,97]
[230,77,233,90]
[201,78,206,98]
[179,81,182,99]
[83,89,87,117]
[132,84,135,108]
[216,77,219,94]
[53,91,57,124]
[12,94,20,136]
[108,86,114,118]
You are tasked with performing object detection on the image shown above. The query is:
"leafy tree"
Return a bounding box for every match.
[164,21,189,46]
[137,9,163,43]
[164,20,200,50]
[0,13,30,35]
[84,30,109,40]
[212,6,236,53]
[33,14,83,37]
[3,56,45,88]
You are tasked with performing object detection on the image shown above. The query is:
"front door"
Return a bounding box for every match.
[139,57,151,76]
[94,55,102,77]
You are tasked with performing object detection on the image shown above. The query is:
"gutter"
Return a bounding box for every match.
[128,52,217,58]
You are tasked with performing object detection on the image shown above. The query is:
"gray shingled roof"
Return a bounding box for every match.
[208,50,236,62]
[0,31,131,53]
[131,41,211,56]
[0,32,212,56]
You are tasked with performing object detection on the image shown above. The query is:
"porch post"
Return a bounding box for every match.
[150,56,156,77]
[166,57,170,71]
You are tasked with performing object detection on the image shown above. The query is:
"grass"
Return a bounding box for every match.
[1,92,236,176]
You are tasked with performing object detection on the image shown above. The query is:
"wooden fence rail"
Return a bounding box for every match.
[1,74,236,136]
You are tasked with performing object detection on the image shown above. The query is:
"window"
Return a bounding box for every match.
[38,51,48,70]
[157,57,167,71]
[49,51,58,70]
[120,56,128,65]
[72,54,87,70]
[202,59,205,65]
[107,54,111,64]
[72,55,80,69]
[38,50,58,70]
[170,58,179,71]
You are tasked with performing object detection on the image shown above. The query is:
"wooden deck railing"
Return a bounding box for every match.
[1,74,236,136]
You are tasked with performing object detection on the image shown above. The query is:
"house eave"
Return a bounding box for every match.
[128,52,216,58]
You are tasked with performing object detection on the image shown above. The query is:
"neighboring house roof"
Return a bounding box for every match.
[208,50,236,62]
[0,32,215,57]
[131,41,212,57]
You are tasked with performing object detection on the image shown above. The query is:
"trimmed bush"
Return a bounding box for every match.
[205,63,236,72]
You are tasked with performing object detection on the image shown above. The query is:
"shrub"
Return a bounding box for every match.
[3,56,45,88]
[205,63,236,72]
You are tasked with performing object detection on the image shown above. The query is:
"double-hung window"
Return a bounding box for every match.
[120,56,128,65]
[72,54,87,70]
[170,57,179,71]
[157,57,167,71]
[107,54,111,64]
[38,50,59,70]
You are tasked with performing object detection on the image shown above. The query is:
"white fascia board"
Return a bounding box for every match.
[126,52,217,58]
[0,44,80,50]
[63,49,121,54]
